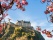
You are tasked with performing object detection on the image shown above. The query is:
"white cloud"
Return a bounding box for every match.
[31,22,37,28]
[41,32,53,40]
[50,24,53,26]
[2,15,16,23]
[46,27,53,32]
[38,22,47,26]
[16,13,31,21]
[44,36,53,40]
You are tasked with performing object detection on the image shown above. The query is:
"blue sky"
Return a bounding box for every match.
[4,0,53,40]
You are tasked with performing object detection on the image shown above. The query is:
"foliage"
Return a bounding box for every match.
[0,23,45,40]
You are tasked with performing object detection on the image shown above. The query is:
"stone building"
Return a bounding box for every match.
[16,20,33,29]
[16,20,31,27]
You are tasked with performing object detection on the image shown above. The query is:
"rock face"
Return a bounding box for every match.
[0,22,45,40]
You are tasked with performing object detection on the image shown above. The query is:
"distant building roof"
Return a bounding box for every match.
[17,20,30,23]
[24,21,30,23]
[18,21,21,23]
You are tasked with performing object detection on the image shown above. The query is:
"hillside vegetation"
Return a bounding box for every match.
[0,22,45,40]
